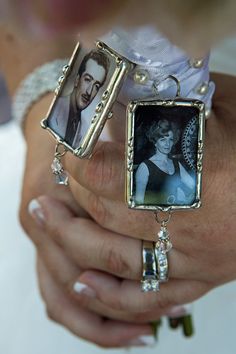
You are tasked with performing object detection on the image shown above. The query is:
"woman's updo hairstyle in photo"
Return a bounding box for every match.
[147,119,181,145]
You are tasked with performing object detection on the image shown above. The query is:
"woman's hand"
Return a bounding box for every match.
[21,72,236,346]
[19,95,155,348]
[29,194,211,315]
[45,72,236,312]
[4,23,154,348]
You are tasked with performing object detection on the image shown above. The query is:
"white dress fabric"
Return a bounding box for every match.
[0,35,236,354]
[102,26,215,109]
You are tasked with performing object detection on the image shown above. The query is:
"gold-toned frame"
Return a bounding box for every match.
[41,41,132,158]
[126,99,205,212]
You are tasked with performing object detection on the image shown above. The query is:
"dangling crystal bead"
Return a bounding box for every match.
[156,225,172,253]
[51,157,63,174]
[158,227,169,240]
[55,171,69,186]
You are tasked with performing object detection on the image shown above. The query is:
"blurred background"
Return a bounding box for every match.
[0,36,236,354]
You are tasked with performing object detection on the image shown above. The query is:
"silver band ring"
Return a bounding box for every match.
[141,240,160,292]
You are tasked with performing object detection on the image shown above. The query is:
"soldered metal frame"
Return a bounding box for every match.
[126,99,205,212]
[41,40,132,158]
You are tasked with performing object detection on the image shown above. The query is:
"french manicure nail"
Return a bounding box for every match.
[28,199,45,226]
[127,335,156,347]
[73,281,96,298]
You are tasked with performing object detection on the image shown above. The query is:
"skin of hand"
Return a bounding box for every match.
[2,0,236,57]
[19,95,156,348]
[2,23,154,348]
[27,73,236,330]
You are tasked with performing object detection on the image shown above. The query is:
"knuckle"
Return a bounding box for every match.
[69,290,92,308]
[130,291,175,314]
[132,310,158,323]
[48,222,65,247]
[87,192,107,226]
[102,243,131,277]
[156,296,176,311]
[85,143,115,192]
[102,294,124,312]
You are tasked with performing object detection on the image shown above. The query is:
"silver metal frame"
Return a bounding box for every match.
[41,41,132,158]
[126,99,205,212]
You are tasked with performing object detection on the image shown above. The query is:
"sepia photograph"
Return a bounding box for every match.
[128,103,203,209]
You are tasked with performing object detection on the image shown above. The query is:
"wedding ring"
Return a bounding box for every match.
[154,246,169,282]
[141,240,160,292]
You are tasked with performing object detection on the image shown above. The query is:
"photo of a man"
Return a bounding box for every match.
[48,50,109,148]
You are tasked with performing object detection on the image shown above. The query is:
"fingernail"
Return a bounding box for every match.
[127,335,156,347]
[167,304,193,318]
[28,199,45,226]
[73,281,96,298]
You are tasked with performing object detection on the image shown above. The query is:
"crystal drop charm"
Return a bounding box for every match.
[51,155,69,186]
[55,171,69,186]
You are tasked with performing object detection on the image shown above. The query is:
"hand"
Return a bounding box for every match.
[2,0,236,56]
[19,95,154,348]
[46,72,236,314]
[30,194,210,315]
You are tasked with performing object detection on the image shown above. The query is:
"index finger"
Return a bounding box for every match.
[65,141,125,201]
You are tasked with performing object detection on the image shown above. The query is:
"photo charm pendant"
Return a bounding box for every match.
[126,98,205,211]
[126,93,205,291]
[41,40,131,159]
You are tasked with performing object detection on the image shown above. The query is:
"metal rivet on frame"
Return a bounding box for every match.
[62,65,69,74]
[96,42,104,50]
[133,70,149,84]
[116,58,122,66]
[95,102,104,113]
[197,82,209,95]
[54,86,60,95]
[189,58,204,69]
[107,111,113,119]
[91,115,97,124]
[57,75,64,85]
[102,90,109,100]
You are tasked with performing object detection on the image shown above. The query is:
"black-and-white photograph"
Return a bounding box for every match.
[47,46,114,149]
[131,104,201,207]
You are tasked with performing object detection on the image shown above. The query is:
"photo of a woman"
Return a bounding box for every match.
[135,118,196,206]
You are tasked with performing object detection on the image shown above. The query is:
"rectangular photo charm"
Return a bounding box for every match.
[41,41,131,158]
[126,99,205,212]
